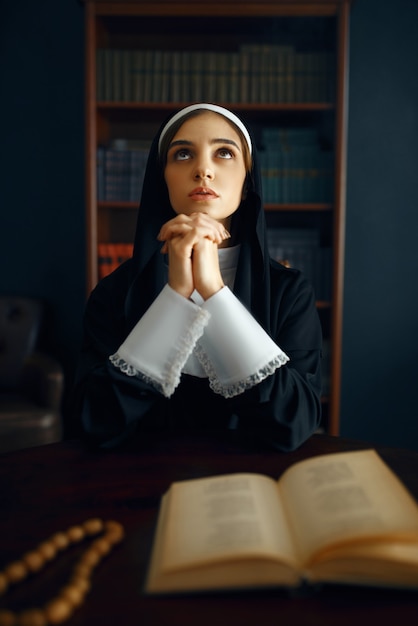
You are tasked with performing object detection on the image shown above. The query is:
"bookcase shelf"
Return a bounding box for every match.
[83,0,351,436]
[97,102,336,111]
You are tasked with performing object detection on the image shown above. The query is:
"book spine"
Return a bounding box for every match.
[103,49,113,101]
[97,146,105,201]
[160,51,172,102]
[96,49,104,101]
[97,45,334,106]
[97,243,112,279]
[131,50,145,102]
[266,228,321,294]
[151,50,163,102]
[112,49,122,101]
[99,144,150,202]
[121,50,131,102]
[261,126,334,204]
[143,50,154,102]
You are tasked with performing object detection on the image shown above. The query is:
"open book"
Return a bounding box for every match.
[145,449,418,594]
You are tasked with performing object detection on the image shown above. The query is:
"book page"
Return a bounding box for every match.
[278,449,418,565]
[159,473,298,573]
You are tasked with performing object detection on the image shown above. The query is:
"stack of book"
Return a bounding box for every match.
[260,127,334,204]
[96,44,335,104]
[97,139,150,203]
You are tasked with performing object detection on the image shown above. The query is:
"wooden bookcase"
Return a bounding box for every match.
[83,0,351,436]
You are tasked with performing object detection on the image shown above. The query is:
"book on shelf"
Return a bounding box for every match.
[145,449,418,595]
[98,243,134,279]
[96,45,334,104]
[260,127,334,204]
[97,139,150,203]
[267,228,332,301]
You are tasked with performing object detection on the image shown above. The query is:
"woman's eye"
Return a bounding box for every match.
[174,149,191,161]
[217,148,234,159]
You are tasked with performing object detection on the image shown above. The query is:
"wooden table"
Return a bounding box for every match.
[1,431,418,624]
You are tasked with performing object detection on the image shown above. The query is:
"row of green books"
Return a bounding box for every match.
[259,127,334,203]
[96,44,335,104]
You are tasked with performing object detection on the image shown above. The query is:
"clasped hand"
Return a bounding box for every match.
[158,213,230,300]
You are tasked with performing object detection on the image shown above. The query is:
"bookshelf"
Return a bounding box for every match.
[83,0,351,436]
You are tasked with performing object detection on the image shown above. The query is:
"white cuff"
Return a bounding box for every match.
[196,287,289,398]
[110,284,210,397]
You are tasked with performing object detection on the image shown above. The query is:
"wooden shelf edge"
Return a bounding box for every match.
[89,1,344,19]
[97,101,336,112]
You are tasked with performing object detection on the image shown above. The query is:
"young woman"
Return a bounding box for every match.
[73,103,322,450]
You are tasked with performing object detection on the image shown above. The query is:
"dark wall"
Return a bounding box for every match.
[1,0,417,449]
[341,0,418,450]
[0,0,86,432]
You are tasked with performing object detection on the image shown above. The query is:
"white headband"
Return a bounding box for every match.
[158,103,252,155]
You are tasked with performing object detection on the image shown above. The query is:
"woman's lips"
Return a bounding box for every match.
[188,187,219,201]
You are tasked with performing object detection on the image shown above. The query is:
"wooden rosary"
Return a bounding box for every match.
[0,518,124,626]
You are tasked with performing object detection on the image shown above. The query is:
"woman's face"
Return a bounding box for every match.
[164,112,247,227]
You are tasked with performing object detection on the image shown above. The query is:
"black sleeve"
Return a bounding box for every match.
[72,271,161,448]
[227,269,323,452]
[73,266,322,452]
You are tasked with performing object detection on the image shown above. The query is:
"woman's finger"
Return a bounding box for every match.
[159,220,230,245]
[158,213,230,243]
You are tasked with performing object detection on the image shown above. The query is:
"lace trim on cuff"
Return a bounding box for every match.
[109,307,210,398]
[194,343,290,399]
[109,353,168,394]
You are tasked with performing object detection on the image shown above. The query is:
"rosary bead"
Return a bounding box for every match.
[79,549,101,569]
[0,573,9,595]
[66,527,85,544]
[4,562,27,584]
[22,552,45,574]
[59,585,84,608]
[44,599,73,625]
[16,609,46,626]
[0,519,123,626]
[83,518,103,536]
[71,563,91,580]
[104,521,124,544]
[37,543,56,562]
[91,538,111,557]
[0,609,16,626]
[69,576,90,596]
[50,534,69,552]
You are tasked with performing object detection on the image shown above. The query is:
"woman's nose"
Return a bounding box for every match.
[193,161,214,180]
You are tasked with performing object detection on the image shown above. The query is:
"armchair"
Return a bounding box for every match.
[0,296,64,454]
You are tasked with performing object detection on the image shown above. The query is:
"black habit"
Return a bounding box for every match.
[73,107,323,451]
